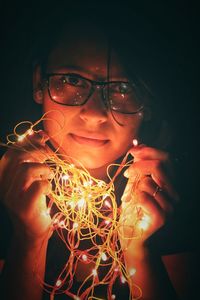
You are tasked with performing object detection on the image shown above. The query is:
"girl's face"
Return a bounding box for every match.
[34,31,144,178]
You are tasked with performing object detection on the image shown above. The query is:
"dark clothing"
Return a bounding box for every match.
[0,201,195,300]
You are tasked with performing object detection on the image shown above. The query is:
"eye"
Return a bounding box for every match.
[61,75,86,87]
[118,83,131,94]
[111,82,131,94]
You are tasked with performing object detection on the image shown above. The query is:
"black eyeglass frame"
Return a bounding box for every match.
[44,73,145,115]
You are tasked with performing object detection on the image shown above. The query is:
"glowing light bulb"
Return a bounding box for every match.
[62,174,70,181]
[59,220,65,227]
[74,296,80,300]
[82,254,88,262]
[56,279,62,287]
[73,222,78,229]
[138,214,151,230]
[114,267,119,272]
[105,219,111,225]
[138,112,143,117]
[53,218,59,225]
[129,268,136,276]
[133,139,138,146]
[104,200,111,208]
[101,252,107,261]
[27,129,34,135]
[69,201,75,208]
[83,179,93,187]
[102,194,109,200]
[111,295,116,299]
[97,181,104,187]
[92,269,97,277]
[121,275,126,283]
[77,198,85,208]
[17,134,25,142]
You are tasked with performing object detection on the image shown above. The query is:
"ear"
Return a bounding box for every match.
[33,64,44,104]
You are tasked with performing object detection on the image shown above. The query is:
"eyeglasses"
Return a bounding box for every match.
[45,73,144,114]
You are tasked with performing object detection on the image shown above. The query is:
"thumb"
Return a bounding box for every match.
[25,179,51,212]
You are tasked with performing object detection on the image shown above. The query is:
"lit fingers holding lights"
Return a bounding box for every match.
[122,141,180,239]
[134,177,174,231]
[0,129,55,239]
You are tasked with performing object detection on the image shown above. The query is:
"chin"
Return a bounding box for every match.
[72,156,107,170]
[53,143,119,173]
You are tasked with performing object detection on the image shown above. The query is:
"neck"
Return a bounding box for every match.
[87,165,112,183]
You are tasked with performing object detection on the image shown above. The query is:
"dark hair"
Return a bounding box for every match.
[1,6,174,150]
[30,11,172,149]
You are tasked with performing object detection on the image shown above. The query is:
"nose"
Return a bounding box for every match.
[79,87,108,124]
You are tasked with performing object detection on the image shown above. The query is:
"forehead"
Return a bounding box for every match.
[46,28,128,80]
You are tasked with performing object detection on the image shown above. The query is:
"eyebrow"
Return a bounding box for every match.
[47,65,103,79]
[47,65,128,81]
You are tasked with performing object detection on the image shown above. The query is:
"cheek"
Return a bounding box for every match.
[114,115,144,149]
[113,130,136,155]
[42,100,78,137]
[42,110,66,139]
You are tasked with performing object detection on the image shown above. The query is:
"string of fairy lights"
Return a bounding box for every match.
[1,113,152,300]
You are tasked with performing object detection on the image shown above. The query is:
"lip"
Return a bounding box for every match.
[69,133,109,147]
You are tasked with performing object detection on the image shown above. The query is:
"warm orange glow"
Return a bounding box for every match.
[129,267,136,276]
[138,214,151,231]
[3,116,144,300]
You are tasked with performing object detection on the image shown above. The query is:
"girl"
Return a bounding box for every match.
[0,11,188,300]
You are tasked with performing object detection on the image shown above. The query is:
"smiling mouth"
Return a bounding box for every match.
[70,134,109,147]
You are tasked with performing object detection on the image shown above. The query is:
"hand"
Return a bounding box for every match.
[0,130,54,242]
[119,145,179,249]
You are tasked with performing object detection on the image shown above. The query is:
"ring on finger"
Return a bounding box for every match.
[153,185,163,197]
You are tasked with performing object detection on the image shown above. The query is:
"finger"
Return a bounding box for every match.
[3,141,53,163]
[15,129,49,146]
[11,162,53,192]
[135,191,166,228]
[129,145,175,180]
[2,162,53,206]
[26,179,51,200]
[21,179,52,214]
[137,176,174,214]
[34,130,50,144]
[24,130,52,151]
[0,148,52,193]
[129,146,170,161]
[125,160,180,202]
[11,129,53,158]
